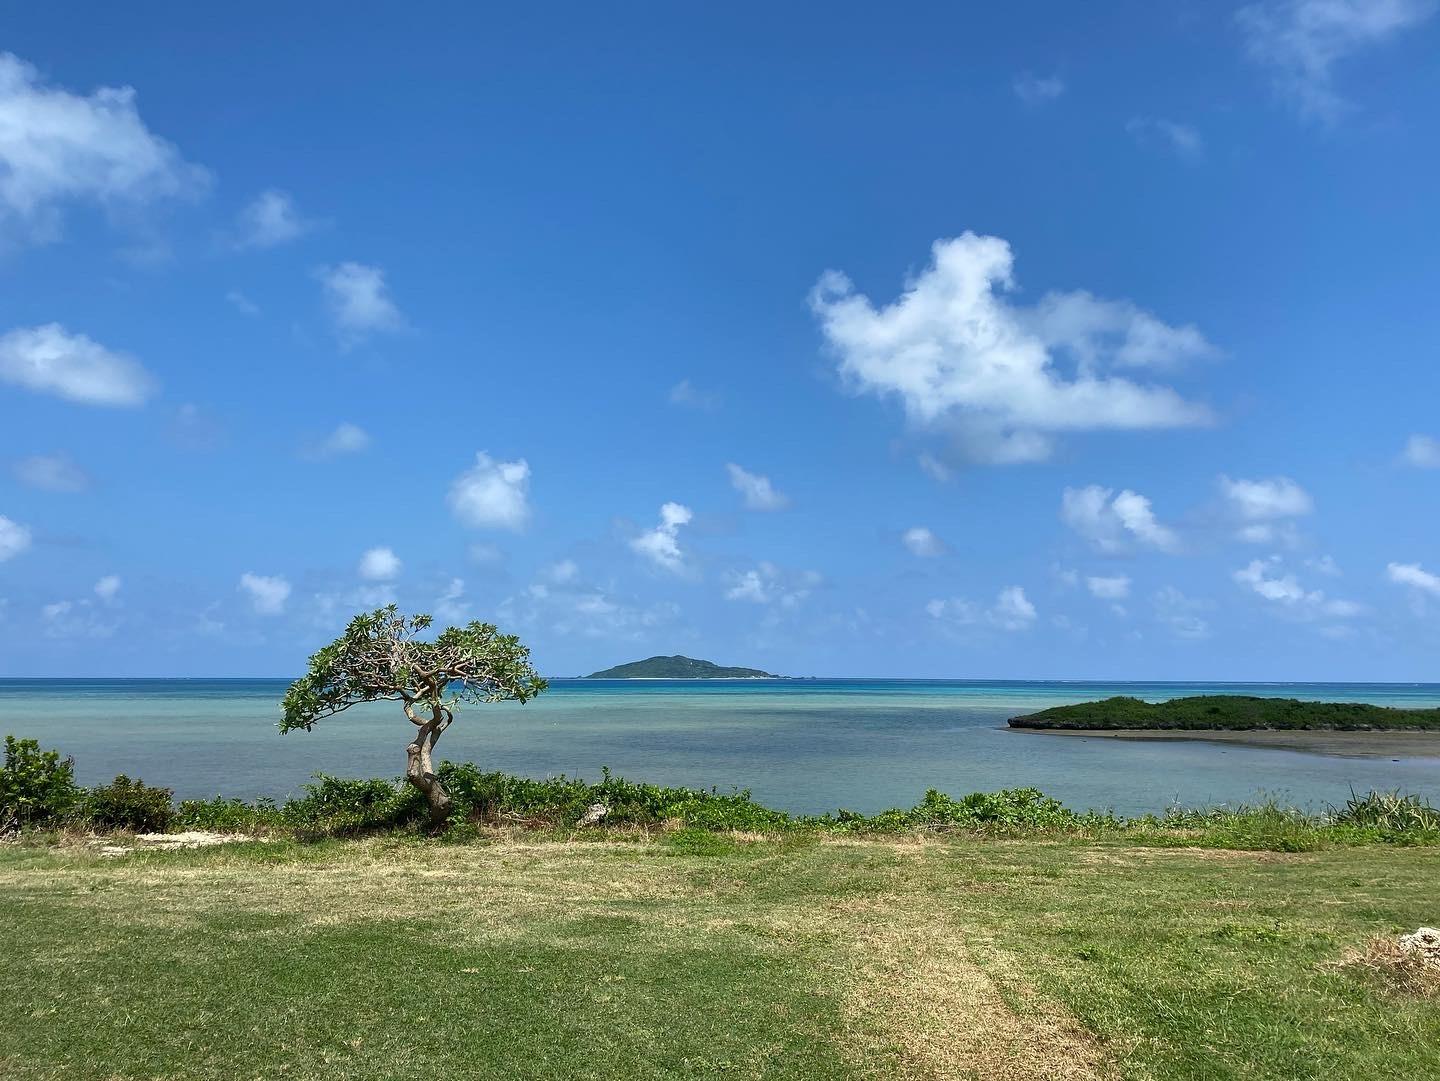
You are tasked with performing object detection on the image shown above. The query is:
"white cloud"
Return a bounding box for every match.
[448,452,531,531]
[669,379,721,410]
[1234,557,1362,620]
[0,52,208,245]
[317,262,404,346]
[546,559,580,584]
[811,234,1212,464]
[226,289,260,316]
[1126,117,1205,160]
[0,323,157,406]
[1307,554,1342,576]
[1387,561,1440,597]
[235,189,310,249]
[1401,434,1440,468]
[0,515,31,561]
[358,546,401,581]
[434,577,467,624]
[723,563,820,607]
[917,453,952,482]
[726,463,789,511]
[631,502,692,573]
[927,586,1036,631]
[902,526,945,557]
[239,573,290,615]
[1086,574,1131,600]
[1238,0,1438,121]
[1154,586,1213,640]
[308,422,371,459]
[1220,475,1313,520]
[498,572,679,642]
[468,543,503,564]
[1013,73,1066,104]
[40,596,115,639]
[1061,485,1179,553]
[991,586,1038,630]
[94,575,121,601]
[13,452,89,492]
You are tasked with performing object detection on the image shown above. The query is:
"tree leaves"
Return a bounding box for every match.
[279,605,547,732]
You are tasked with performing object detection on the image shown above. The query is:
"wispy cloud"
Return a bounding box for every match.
[1237,0,1438,122]
[1012,72,1066,105]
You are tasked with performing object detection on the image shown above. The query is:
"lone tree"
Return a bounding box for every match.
[280,606,546,826]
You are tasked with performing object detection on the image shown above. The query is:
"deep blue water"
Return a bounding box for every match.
[3,678,1437,815]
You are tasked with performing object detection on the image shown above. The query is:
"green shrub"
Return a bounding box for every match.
[279,774,425,835]
[0,736,83,829]
[1333,790,1440,836]
[174,796,285,831]
[86,775,174,833]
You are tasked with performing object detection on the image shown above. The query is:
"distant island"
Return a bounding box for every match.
[1008,695,1440,731]
[585,655,781,679]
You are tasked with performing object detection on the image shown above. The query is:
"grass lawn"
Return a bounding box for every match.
[1,832,1436,1080]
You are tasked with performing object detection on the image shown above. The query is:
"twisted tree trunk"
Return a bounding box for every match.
[405,705,453,828]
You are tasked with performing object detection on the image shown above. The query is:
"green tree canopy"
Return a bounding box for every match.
[281,606,546,825]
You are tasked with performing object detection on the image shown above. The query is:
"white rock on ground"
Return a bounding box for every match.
[1398,927,1440,965]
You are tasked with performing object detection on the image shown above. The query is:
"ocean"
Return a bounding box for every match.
[3,678,1438,815]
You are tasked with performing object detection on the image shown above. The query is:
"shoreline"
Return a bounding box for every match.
[1009,727,1440,759]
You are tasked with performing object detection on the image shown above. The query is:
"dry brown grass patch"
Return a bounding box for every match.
[1341,937,1440,998]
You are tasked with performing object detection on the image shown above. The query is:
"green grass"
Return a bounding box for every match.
[1,833,1436,1080]
[1009,694,1440,731]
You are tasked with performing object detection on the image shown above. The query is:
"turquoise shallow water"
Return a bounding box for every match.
[3,678,1438,815]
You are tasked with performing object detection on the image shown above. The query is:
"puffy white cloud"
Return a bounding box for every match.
[358,546,401,581]
[991,586,1038,630]
[13,452,90,492]
[0,324,157,406]
[307,422,370,459]
[927,586,1036,631]
[723,563,820,607]
[239,572,290,615]
[1013,73,1066,104]
[726,463,790,511]
[902,526,945,557]
[448,452,531,531]
[93,575,121,601]
[317,262,404,346]
[234,189,311,249]
[631,502,692,573]
[1061,485,1179,553]
[1220,475,1313,520]
[1387,561,1440,597]
[1086,574,1131,600]
[0,515,31,561]
[1234,557,1362,619]
[1401,434,1440,468]
[0,52,208,245]
[1126,117,1204,160]
[811,235,1212,464]
[1237,0,1437,121]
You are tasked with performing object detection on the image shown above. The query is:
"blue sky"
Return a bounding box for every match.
[2,1,1439,679]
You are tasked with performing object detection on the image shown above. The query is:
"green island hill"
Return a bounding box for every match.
[585,654,781,679]
[1009,695,1440,731]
